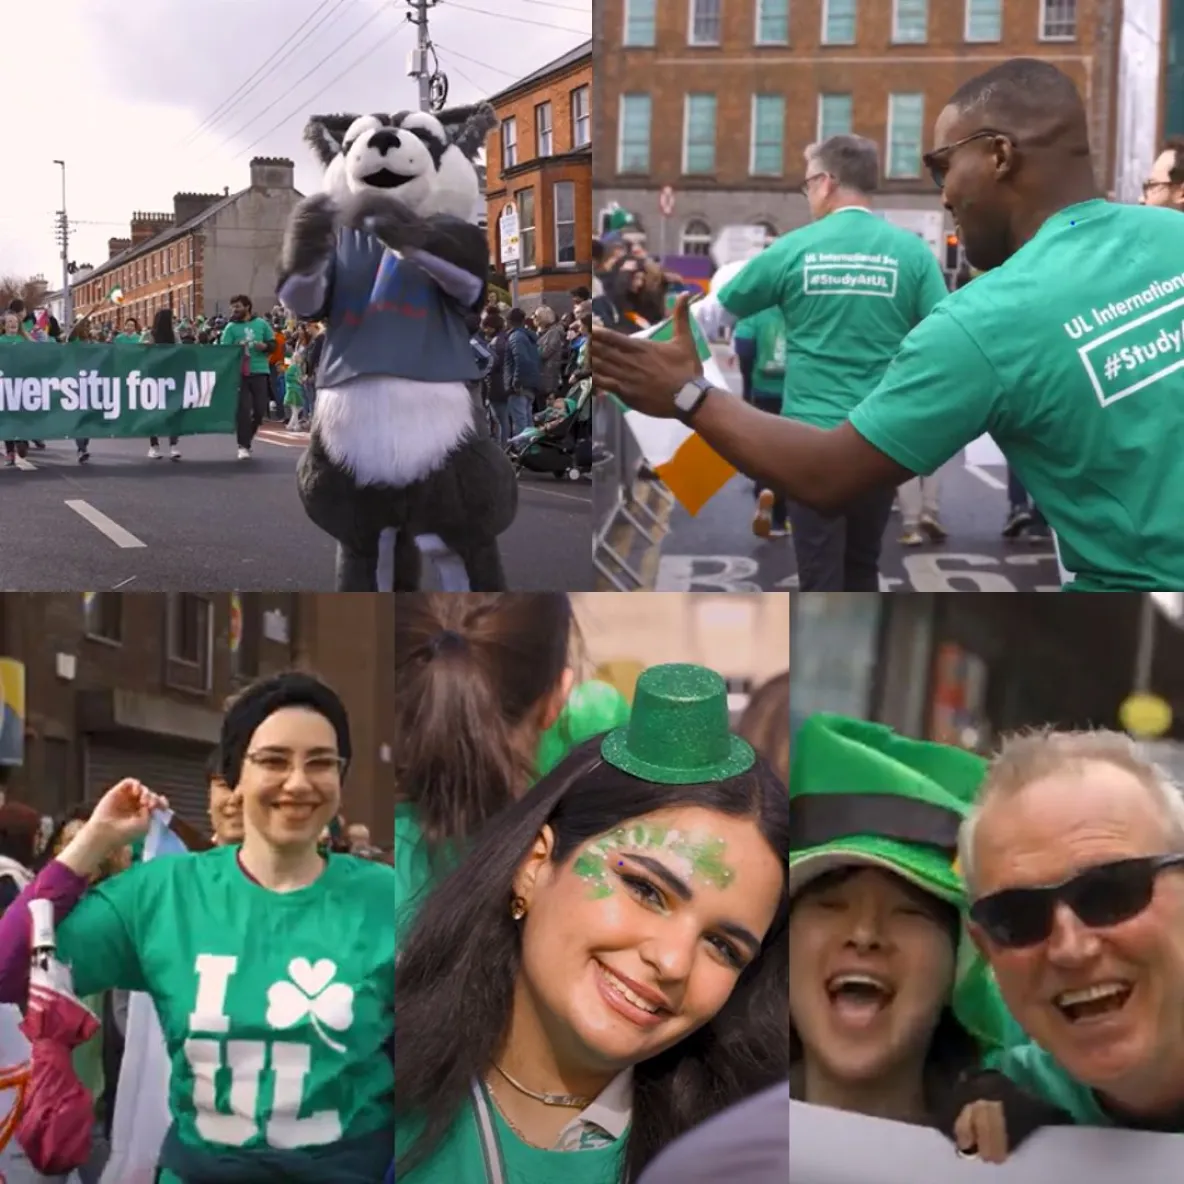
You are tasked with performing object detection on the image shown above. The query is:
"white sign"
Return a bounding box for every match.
[659,185,676,217]
[710,224,768,267]
[262,609,289,644]
[499,205,520,264]
[875,209,947,261]
[789,1100,1184,1184]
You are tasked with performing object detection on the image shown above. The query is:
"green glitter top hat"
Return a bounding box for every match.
[601,663,755,784]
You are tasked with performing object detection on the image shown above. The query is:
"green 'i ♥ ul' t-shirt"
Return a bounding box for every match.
[56,844,394,1183]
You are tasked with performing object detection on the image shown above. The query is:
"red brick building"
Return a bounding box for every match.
[0,594,395,845]
[485,41,593,311]
[595,0,1120,251]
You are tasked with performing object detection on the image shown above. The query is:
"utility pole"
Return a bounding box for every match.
[53,159,72,328]
[405,0,447,113]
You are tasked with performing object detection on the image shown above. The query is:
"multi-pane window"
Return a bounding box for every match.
[515,187,536,269]
[683,93,717,174]
[624,0,656,46]
[554,181,577,265]
[501,118,518,169]
[756,0,789,44]
[571,86,591,147]
[751,95,786,176]
[535,102,553,157]
[818,94,853,141]
[83,593,123,643]
[690,0,722,45]
[681,219,712,256]
[965,0,1001,41]
[893,0,928,43]
[1041,0,1076,39]
[823,0,856,44]
[618,94,653,173]
[886,93,924,178]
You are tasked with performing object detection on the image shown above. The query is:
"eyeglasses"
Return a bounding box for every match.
[921,130,1012,190]
[243,751,346,782]
[1143,180,1173,196]
[799,172,830,196]
[969,854,1184,949]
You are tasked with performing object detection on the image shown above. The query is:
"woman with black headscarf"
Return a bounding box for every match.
[147,308,182,460]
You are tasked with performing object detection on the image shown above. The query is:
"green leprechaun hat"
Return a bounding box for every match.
[601,663,754,784]
[790,714,1026,1053]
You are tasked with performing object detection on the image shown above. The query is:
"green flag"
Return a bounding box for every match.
[0,342,240,438]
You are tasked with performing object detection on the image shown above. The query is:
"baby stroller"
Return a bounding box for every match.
[505,379,592,482]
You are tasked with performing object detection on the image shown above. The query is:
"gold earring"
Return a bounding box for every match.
[510,895,527,921]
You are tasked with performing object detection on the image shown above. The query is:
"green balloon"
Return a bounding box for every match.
[536,680,631,776]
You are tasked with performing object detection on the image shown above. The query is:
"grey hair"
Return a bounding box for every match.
[804,135,880,195]
[958,727,1184,898]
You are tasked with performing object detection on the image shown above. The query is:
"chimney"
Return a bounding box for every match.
[172,192,222,226]
[130,211,172,247]
[249,156,295,191]
[107,237,131,260]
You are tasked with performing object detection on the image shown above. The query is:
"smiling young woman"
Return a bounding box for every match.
[0,671,395,1184]
[393,663,789,1184]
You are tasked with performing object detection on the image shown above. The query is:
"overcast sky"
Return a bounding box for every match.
[1,0,589,283]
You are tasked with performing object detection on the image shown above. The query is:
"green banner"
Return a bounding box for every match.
[0,342,242,438]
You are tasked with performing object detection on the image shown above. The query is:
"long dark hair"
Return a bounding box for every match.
[151,308,176,344]
[393,593,574,857]
[395,737,790,1181]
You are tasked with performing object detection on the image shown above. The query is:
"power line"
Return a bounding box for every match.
[181,0,351,149]
[511,0,590,12]
[440,1,589,34]
[431,50,487,99]
[433,41,519,79]
[228,20,412,164]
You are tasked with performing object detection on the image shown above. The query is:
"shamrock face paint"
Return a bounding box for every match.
[573,822,736,900]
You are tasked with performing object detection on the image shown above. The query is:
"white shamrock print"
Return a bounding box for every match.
[266,957,354,1053]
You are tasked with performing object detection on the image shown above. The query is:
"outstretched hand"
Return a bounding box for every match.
[590,292,704,418]
[343,190,431,251]
[88,778,170,846]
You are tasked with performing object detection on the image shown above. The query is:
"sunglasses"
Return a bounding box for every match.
[970,854,1184,949]
[921,129,1012,189]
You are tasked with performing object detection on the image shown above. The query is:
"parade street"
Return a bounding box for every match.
[653,459,1061,593]
[0,432,592,592]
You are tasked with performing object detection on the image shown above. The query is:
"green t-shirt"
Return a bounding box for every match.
[114,332,142,345]
[220,316,276,375]
[987,1042,1118,1127]
[848,199,1184,591]
[733,308,787,400]
[398,1093,625,1184]
[718,208,949,427]
[58,844,395,1182]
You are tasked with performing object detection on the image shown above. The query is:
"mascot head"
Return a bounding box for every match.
[304,103,496,221]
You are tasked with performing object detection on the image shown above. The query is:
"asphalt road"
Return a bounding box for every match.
[0,429,593,591]
[653,460,1061,592]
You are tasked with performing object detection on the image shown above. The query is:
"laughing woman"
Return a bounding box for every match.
[395,663,789,1184]
[0,671,394,1183]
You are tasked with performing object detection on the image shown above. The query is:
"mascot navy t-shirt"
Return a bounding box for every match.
[318,229,480,387]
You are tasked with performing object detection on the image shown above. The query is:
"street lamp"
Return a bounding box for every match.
[52,160,71,327]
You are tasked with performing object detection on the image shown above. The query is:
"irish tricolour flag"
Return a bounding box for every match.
[618,314,736,515]
[108,286,125,305]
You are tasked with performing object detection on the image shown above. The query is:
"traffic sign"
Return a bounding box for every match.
[710,224,768,267]
[658,186,675,217]
[499,204,520,264]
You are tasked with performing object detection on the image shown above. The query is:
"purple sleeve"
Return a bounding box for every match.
[0,860,89,1004]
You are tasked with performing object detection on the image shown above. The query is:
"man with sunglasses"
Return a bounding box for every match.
[592,58,1184,591]
[954,729,1184,1152]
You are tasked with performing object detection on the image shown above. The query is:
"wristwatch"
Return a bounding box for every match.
[673,375,713,425]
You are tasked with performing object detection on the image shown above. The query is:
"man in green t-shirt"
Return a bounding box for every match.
[714,133,949,590]
[592,58,1184,592]
[219,294,275,460]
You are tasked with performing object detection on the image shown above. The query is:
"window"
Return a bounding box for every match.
[618,94,653,173]
[683,93,717,174]
[179,241,187,267]
[165,594,213,692]
[822,0,856,44]
[83,592,123,643]
[680,219,712,256]
[231,592,261,681]
[168,245,175,272]
[817,93,853,140]
[893,0,928,42]
[515,187,536,270]
[886,93,924,178]
[501,117,518,169]
[756,0,789,44]
[965,0,1001,41]
[571,86,590,147]
[624,0,656,46]
[534,102,553,157]
[751,95,786,176]
[689,0,722,45]
[1041,0,1076,39]
[554,181,577,265]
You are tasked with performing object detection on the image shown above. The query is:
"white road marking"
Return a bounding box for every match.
[255,429,309,449]
[64,500,146,548]
[965,463,1007,491]
[519,484,590,504]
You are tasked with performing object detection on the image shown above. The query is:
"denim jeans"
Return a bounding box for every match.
[492,401,511,443]
[507,392,533,437]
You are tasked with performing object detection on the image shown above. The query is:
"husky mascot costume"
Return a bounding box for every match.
[277,103,517,590]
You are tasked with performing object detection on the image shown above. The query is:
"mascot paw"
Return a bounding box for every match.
[342,190,430,251]
[282,192,338,275]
